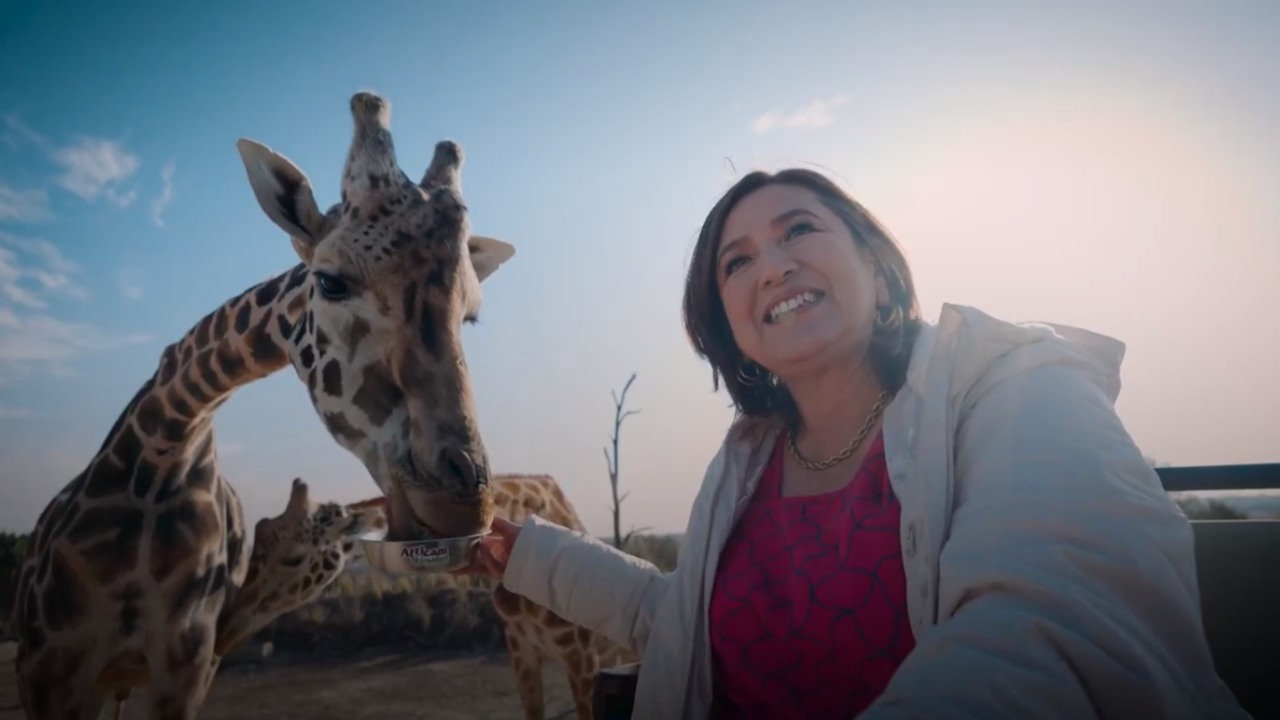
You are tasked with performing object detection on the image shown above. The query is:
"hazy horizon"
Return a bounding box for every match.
[1,2,1277,537]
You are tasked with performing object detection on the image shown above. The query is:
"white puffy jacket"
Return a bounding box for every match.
[503,303,1250,719]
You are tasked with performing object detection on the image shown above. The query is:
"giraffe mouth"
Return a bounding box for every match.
[385,459,445,541]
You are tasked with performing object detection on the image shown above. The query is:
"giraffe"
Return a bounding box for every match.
[102,478,386,720]
[12,90,513,720]
[363,473,641,720]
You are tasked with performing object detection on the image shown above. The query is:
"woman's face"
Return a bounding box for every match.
[716,183,888,378]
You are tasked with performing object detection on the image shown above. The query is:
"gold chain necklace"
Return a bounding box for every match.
[786,390,892,471]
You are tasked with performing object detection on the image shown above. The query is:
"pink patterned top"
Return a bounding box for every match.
[708,430,916,719]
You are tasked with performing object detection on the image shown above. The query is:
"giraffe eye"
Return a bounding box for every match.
[314,271,350,301]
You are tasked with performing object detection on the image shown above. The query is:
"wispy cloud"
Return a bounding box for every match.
[0,185,53,224]
[150,161,176,227]
[0,232,147,409]
[117,268,144,301]
[53,136,140,208]
[0,312,149,364]
[751,93,851,135]
[2,113,48,152]
[0,231,85,308]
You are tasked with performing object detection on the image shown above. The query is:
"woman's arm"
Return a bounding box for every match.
[502,514,672,654]
[861,351,1246,719]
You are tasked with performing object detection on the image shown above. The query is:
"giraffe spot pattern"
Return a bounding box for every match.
[321,358,343,397]
[352,363,400,425]
[40,548,87,631]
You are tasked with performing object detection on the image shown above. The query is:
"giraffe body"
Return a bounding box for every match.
[13,91,511,719]
[489,475,640,720]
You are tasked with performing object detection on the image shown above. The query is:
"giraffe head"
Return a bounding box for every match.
[234,91,514,541]
[215,478,385,655]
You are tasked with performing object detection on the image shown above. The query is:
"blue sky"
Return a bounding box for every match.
[1,1,1278,535]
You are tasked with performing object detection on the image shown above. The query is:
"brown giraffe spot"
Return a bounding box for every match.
[193,311,214,348]
[254,273,283,306]
[182,365,213,405]
[286,291,306,317]
[216,342,247,383]
[196,349,226,395]
[179,341,195,367]
[158,345,180,385]
[41,548,88,631]
[346,316,371,361]
[283,263,308,292]
[166,384,194,419]
[212,303,229,338]
[151,499,218,579]
[134,394,168,438]
[65,504,145,564]
[248,311,286,366]
[352,364,401,426]
[299,345,315,369]
[39,503,79,576]
[321,358,343,397]
[78,533,140,586]
[233,301,252,334]
[315,326,331,355]
[322,412,364,444]
[275,313,294,344]
[131,459,159,499]
[109,423,146,470]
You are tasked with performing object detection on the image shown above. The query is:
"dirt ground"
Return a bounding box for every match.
[0,641,579,719]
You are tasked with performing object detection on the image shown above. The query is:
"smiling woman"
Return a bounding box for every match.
[460,166,1251,720]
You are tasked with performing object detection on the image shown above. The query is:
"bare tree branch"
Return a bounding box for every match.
[604,372,640,548]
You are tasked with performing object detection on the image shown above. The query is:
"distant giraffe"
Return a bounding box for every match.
[13,90,513,720]
[362,473,640,720]
[103,478,385,720]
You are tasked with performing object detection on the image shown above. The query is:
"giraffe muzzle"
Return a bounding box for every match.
[384,450,495,541]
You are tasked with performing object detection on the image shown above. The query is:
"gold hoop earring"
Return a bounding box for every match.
[737,361,764,386]
[875,304,902,331]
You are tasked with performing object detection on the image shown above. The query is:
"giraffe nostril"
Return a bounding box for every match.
[439,446,480,491]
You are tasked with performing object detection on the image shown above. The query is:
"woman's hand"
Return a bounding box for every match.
[454,515,521,577]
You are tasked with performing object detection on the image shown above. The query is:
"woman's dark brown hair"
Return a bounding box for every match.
[681,168,922,425]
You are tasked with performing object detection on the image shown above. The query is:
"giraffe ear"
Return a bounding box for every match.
[236,138,327,264]
[467,235,515,283]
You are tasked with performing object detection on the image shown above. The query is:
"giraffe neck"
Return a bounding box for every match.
[67,263,310,513]
[98,264,309,456]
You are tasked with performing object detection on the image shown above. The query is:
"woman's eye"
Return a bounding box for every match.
[723,256,749,276]
[785,221,817,240]
[314,272,350,301]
